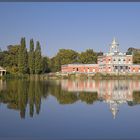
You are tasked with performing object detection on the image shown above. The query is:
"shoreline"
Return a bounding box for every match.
[1,72,140,80]
[42,72,140,80]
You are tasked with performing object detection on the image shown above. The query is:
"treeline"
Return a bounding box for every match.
[0,38,50,74]
[0,37,140,74]
[0,37,102,74]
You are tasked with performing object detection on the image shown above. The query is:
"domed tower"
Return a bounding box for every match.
[109,38,119,54]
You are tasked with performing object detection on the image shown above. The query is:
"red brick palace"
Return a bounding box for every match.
[61,38,140,74]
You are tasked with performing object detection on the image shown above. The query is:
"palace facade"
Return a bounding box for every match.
[61,38,140,74]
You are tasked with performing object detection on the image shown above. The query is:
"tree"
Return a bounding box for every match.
[28,39,35,74]
[79,49,97,64]
[0,45,19,73]
[35,41,42,74]
[49,49,79,72]
[133,51,140,64]
[18,37,28,74]
[42,56,50,73]
[127,48,140,64]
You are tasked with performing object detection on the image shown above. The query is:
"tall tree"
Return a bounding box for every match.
[28,39,35,74]
[35,41,42,74]
[18,37,28,74]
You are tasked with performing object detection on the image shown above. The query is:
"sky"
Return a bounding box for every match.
[0,2,140,57]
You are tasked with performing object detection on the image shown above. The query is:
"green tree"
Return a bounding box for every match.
[35,41,42,74]
[133,51,140,64]
[0,45,19,73]
[126,47,140,64]
[79,49,97,64]
[42,56,50,73]
[18,37,28,74]
[49,49,79,72]
[28,39,35,74]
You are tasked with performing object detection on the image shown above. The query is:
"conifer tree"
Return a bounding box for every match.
[35,41,42,74]
[18,37,28,74]
[28,39,35,74]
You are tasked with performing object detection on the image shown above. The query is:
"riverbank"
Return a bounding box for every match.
[1,72,140,80]
[41,72,140,80]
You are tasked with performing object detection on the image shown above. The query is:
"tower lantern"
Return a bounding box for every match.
[109,37,119,54]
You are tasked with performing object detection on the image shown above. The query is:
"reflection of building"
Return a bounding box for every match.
[61,38,140,74]
[0,66,6,76]
[60,80,140,119]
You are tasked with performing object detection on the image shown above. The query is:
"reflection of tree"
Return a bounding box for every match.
[48,83,78,104]
[79,92,98,104]
[18,80,28,119]
[0,80,49,118]
[28,81,35,117]
[35,82,41,114]
[131,91,140,105]
[48,81,98,104]
[56,91,78,104]
[0,80,19,110]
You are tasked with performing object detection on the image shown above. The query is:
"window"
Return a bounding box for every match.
[73,68,75,72]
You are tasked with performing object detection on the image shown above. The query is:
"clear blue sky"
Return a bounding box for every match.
[0,2,140,57]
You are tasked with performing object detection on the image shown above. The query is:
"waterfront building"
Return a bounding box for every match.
[61,38,140,74]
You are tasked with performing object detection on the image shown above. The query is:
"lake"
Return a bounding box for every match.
[0,79,140,139]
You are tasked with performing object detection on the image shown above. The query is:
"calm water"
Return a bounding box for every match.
[0,79,140,139]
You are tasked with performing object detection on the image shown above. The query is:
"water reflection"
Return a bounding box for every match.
[0,80,49,118]
[0,79,140,119]
[60,80,140,119]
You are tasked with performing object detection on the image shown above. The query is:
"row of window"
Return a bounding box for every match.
[73,67,96,72]
[99,58,131,62]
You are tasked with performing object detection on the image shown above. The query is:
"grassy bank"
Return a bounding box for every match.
[1,72,140,80]
[42,72,140,80]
